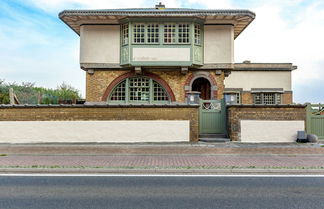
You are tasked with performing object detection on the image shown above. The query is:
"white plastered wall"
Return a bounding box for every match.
[80,25,120,64]
[204,25,234,64]
[0,121,189,143]
[240,120,304,143]
[224,71,292,91]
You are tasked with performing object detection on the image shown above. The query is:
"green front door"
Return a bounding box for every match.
[199,99,226,134]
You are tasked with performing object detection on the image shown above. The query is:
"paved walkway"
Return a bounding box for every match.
[1,143,324,169]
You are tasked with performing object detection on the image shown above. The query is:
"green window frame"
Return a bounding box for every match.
[109,77,170,104]
[253,93,282,105]
[133,23,145,44]
[147,23,160,43]
[129,22,193,45]
[178,23,190,43]
[163,23,176,44]
[194,24,201,45]
[121,23,129,45]
[224,93,241,105]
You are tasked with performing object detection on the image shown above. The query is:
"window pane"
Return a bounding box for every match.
[178,23,190,43]
[225,93,240,105]
[110,80,126,101]
[147,23,159,43]
[122,24,129,45]
[133,24,145,43]
[164,24,176,43]
[264,93,275,104]
[254,93,262,104]
[194,24,201,45]
[153,81,169,101]
[129,77,150,101]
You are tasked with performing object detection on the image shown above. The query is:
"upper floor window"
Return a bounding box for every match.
[122,24,129,45]
[147,23,159,43]
[178,23,190,43]
[129,22,193,44]
[133,23,145,43]
[164,24,176,43]
[253,93,281,105]
[194,24,201,45]
[109,77,170,103]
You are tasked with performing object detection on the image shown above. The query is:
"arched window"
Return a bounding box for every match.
[109,77,170,103]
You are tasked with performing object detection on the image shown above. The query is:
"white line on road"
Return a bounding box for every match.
[1,174,324,177]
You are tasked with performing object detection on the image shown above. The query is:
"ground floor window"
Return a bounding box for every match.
[253,93,281,105]
[224,93,240,105]
[109,77,170,104]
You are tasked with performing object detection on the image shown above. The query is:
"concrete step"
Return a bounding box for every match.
[199,138,230,143]
[199,134,227,138]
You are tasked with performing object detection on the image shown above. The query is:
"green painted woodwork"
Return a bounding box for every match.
[120,18,203,67]
[199,99,226,134]
[306,103,324,139]
[108,76,170,105]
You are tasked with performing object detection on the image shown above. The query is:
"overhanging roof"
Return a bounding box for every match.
[234,63,298,71]
[59,8,255,39]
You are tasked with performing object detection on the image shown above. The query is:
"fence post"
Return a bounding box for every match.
[9,88,14,105]
[305,103,312,134]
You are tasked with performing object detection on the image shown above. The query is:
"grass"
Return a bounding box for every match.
[0,154,7,156]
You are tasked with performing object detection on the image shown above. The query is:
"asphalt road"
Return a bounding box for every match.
[0,175,324,209]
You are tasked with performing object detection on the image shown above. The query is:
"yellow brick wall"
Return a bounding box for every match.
[0,106,199,142]
[86,70,128,102]
[86,70,225,103]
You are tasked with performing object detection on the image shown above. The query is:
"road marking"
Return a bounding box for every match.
[1,174,324,177]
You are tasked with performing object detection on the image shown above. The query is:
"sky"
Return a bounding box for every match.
[0,0,323,103]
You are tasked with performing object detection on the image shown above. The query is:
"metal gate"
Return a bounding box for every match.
[199,99,226,134]
[306,103,324,139]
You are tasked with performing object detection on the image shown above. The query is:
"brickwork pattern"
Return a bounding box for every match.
[240,92,293,105]
[227,106,306,141]
[86,70,128,102]
[283,92,293,104]
[86,70,225,103]
[0,106,199,142]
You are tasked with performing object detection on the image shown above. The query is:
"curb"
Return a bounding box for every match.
[1,168,324,175]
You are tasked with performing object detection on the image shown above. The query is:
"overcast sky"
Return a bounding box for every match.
[0,0,323,103]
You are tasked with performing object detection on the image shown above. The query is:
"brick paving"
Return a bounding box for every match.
[1,155,324,168]
[1,143,324,169]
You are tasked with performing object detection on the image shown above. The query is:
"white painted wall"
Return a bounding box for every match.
[225,71,292,91]
[0,121,189,143]
[204,25,234,64]
[240,120,305,143]
[80,25,120,64]
[133,48,191,62]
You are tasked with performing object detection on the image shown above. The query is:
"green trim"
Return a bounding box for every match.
[108,76,171,104]
[120,21,204,66]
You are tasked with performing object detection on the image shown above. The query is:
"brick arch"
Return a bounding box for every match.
[102,71,176,102]
[184,71,218,100]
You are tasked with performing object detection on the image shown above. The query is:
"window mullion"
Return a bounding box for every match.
[175,23,179,44]
[149,79,153,103]
[125,78,129,104]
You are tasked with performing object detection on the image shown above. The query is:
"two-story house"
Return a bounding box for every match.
[59,3,295,107]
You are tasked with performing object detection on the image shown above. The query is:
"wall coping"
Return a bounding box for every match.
[227,104,307,108]
[0,104,199,109]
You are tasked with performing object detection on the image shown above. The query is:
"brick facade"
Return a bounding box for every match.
[227,105,306,141]
[0,105,199,142]
[240,92,293,105]
[86,70,225,103]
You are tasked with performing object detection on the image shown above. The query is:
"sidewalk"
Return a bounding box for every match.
[1,142,324,174]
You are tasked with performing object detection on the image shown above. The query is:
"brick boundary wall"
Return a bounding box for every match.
[0,104,199,142]
[227,105,307,141]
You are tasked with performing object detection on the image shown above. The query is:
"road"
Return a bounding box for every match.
[0,175,324,209]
